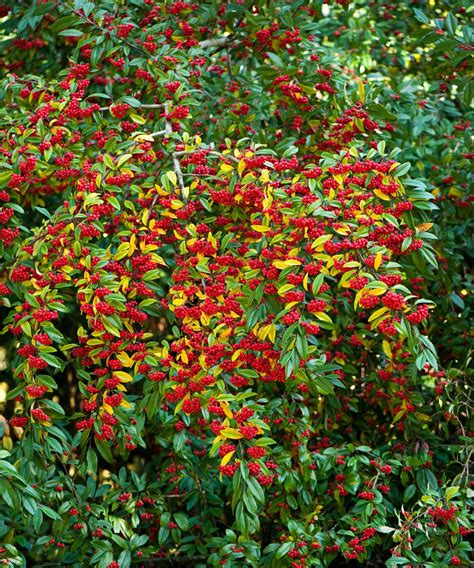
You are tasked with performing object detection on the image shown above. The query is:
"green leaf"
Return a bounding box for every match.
[58,29,84,37]
[266,52,284,68]
[33,509,43,533]
[174,512,189,531]
[395,163,411,177]
[95,439,113,463]
[276,542,293,559]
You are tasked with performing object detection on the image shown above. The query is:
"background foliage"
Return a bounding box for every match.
[0,1,472,567]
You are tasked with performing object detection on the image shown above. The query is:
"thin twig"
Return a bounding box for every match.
[149,129,168,137]
[62,2,150,57]
[98,103,165,112]
[226,47,235,80]
[198,37,233,48]
[172,154,186,198]
[162,103,186,202]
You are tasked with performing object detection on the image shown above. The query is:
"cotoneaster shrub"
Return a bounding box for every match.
[0,1,472,567]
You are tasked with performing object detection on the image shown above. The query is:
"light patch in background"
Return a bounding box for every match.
[0,346,6,371]
[0,382,7,403]
[0,347,7,403]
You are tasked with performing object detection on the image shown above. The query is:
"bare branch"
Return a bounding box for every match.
[149,129,168,137]
[98,103,165,112]
[164,103,187,202]
[199,37,233,48]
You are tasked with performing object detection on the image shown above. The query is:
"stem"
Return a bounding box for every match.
[149,129,168,137]
[98,103,165,112]
[162,103,187,200]
[62,2,150,57]
[199,37,233,48]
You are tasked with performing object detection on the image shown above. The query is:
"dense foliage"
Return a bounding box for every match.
[0,1,472,566]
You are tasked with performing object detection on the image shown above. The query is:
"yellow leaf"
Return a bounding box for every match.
[374,189,391,201]
[258,325,270,340]
[200,312,210,326]
[368,306,390,322]
[358,79,365,102]
[417,223,433,232]
[221,428,244,440]
[393,410,405,423]
[151,254,167,266]
[368,287,387,296]
[102,403,114,415]
[278,284,295,295]
[374,252,383,271]
[303,273,309,291]
[133,133,155,142]
[115,242,130,261]
[259,169,270,183]
[251,224,271,233]
[220,163,233,172]
[354,289,365,309]
[128,233,137,257]
[382,340,392,358]
[170,199,184,210]
[129,113,146,125]
[115,371,133,383]
[167,170,177,185]
[343,261,361,268]
[117,154,132,168]
[416,412,430,421]
[220,451,235,467]
[268,323,276,343]
[311,234,332,250]
[314,312,333,323]
[120,398,132,409]
[340,271,354,288]
[448,187,463,198]
[334,225,350,236]
[232,349,242,361]
[273,259,301,269]
[220,401,233,419]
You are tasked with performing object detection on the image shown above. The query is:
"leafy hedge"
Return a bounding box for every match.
[0,1,472,567]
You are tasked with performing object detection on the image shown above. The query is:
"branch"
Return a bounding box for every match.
[198,36,233,48]
[164,103,187,202]
[172,154,186,198]
[149,129,168,137]
[62,2,150,57]
[98,103,165,112]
